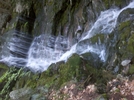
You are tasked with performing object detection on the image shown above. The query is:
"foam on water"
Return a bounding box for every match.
[26,34,70,72]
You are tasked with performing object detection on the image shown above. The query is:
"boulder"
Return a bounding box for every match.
[121,60,131,66]
[9,88,32,100]
[117,8,134,23]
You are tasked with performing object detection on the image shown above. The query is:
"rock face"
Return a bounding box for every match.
[105,7,134,72]
[0,0,11,34]
[1,0,130,36]
[0,0,132,68]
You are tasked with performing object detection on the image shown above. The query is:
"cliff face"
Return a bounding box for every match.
[0,0,131,36]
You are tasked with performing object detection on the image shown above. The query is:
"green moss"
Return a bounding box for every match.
[44,54,82,89]
[0,71,8,83]
[0,55,115,99]
[119,21,131,31]
[0,64,8,69]
[102,0,125,9]
[120,27,131,40]
[114,0,123,7]
[0,67,23,99]
[14,54,95,90]
[128,64,134,74]
[0,64,8,82]
[127,34,134,53]
[90,34,105,44]
[102,0,109,9]
[117,20,133,58]
[61,11,68,25]
[25,54,114,91]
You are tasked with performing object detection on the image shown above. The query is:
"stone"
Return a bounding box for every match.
[9,88,32,100]
[117,8,134,23]
[121,60,131,66]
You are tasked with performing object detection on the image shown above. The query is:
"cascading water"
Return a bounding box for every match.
[0,0,134,72]
[0,14,34,67]
[26,34,70,72]
[76,0,134,61]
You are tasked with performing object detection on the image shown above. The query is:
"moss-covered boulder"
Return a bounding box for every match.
[90,34,106,44]
[128,64,134,75]
[0,54,116,99]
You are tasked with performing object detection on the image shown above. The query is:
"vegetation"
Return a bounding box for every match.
[0,54,116,99]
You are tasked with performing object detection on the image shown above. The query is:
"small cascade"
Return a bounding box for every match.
[0,5,35,67]
[0,1,134,72]
[26,34,70,72]
[76,0,134,62]
[10,31,33,58]
[8,30,33,66]
[7,13,35,67]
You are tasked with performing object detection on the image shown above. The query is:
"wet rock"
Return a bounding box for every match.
[90,34,106,44]
[30,87,48,100]
[121,60,131,66]
[81,52,102,67]
[121,60,131,74]
[30,94,46,100]
[49,61,65,75]
[117,8,134,23]
[9,88,32,100]
[128,64,134,75]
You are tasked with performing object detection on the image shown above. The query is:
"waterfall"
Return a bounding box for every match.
[0,0,134,72]
[26,34,70,72]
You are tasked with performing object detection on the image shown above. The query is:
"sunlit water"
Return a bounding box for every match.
[0,0,134,72]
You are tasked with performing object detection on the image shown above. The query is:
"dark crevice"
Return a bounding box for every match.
[8,4,36,67]
[52,0,69,36]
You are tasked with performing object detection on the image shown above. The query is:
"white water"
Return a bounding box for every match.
[82,0,134,40]
[1,1,134,72]
[26,34,70,72]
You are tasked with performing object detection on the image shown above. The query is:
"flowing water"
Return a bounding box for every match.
[0,1,134,72]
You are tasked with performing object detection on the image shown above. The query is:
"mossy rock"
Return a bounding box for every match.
[0,64,8,91]
[118,33,134,59]
[102,0,128,9]
[118,21,131,31]
[116,19,134,61]
[90,34,106,44]
[0,56,115,99]
[48,54,82,89]
[120,28,131,41]
[13,54,110,90]
[117,8,134,23]
[127,34,134,53]
[12,54,82,90]
[128,64,134,75]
